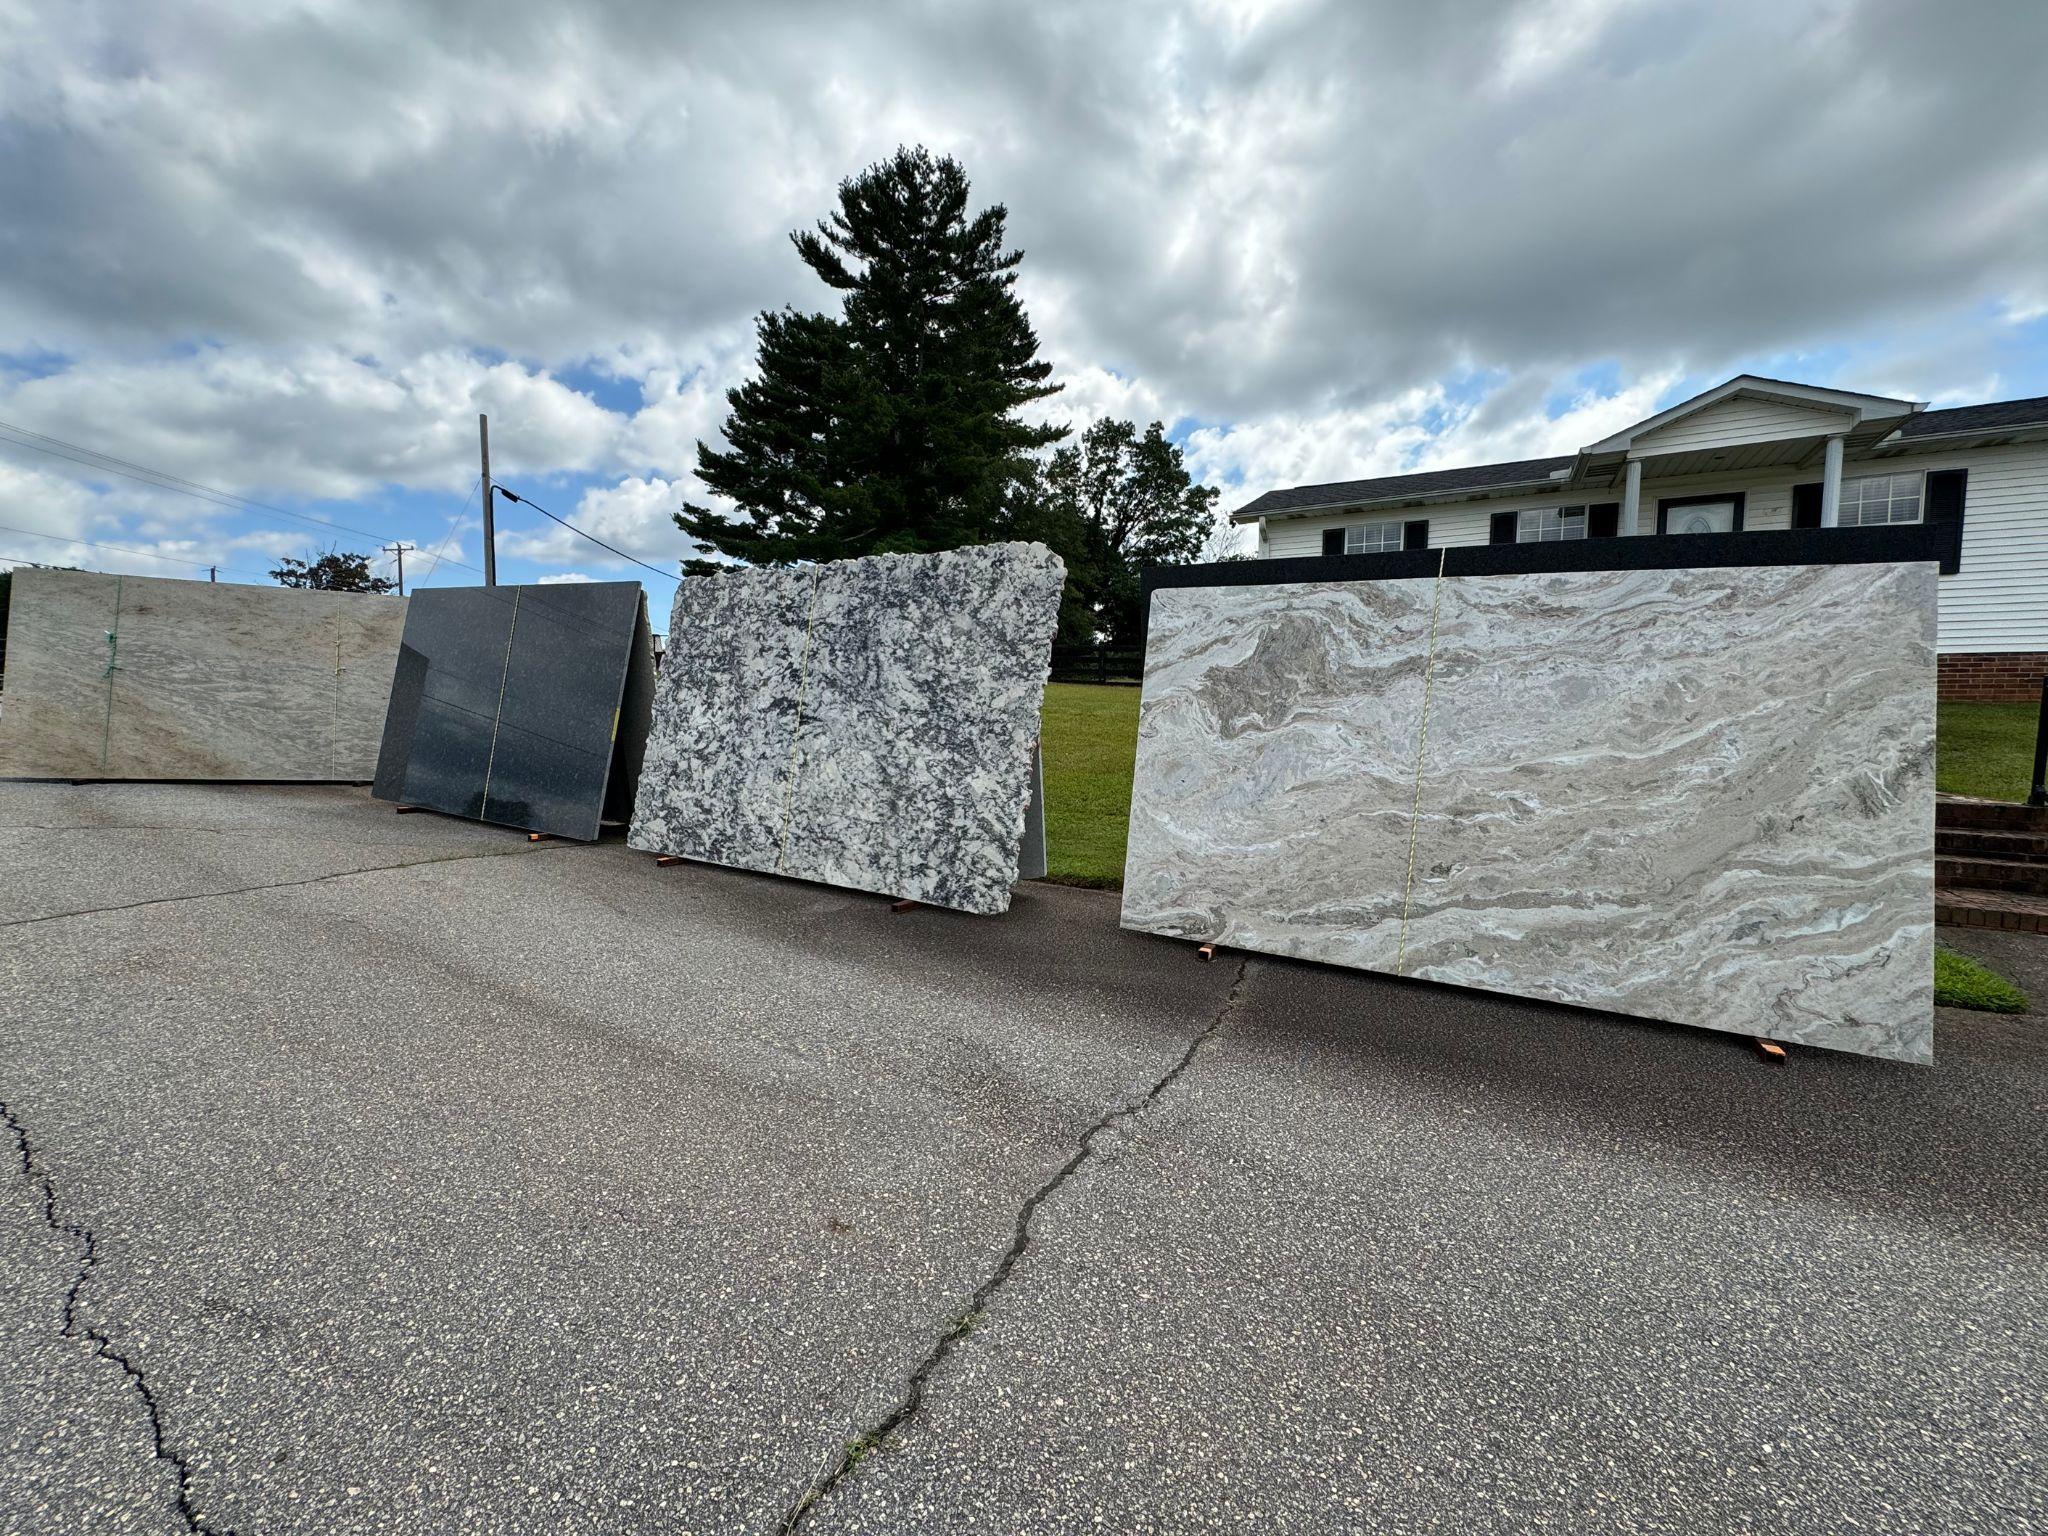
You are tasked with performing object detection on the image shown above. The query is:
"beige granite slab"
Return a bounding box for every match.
[0,569,408,781]
[1121,563,1937,1063]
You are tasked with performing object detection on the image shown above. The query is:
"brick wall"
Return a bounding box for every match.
[1940,651,2048,702]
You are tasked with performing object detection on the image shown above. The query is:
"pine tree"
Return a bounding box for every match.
[677,147,1064,569]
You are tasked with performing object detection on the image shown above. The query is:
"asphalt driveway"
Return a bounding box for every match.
[0,783,2041,1534]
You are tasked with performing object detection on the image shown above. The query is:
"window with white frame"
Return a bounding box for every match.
[1837,472,1922,527]
[1343,521,1405,554]
[1517,506,1587,543]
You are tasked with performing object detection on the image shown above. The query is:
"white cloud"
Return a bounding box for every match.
[0,0,2044,554]
[0,348,623,503]
[536,571,595,584]
[1029,363,1173,439]
[497,474,692,572]
[0,456,278,579]
[1182,384,1447,500]
[1182,370,1683,509]
[616,356,749,478]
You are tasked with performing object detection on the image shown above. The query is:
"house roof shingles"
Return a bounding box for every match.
[1896,394,2048,438]
[1237,392,2048,521]
[1234,455,1573,518]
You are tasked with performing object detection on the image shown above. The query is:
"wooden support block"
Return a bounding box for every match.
[1197,943,1216,961]
[653,854,685,866]
[394,805,426,815]
[1754,1037,1788,1062]
[891,898,921,914]
[527,831,554,843]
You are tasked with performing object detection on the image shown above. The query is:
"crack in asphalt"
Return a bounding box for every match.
[778,953,1256,1533]
[0,1096,239,1535]
[0,843,568,929]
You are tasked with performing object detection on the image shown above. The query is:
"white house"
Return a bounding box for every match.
[1234,376,2048,700]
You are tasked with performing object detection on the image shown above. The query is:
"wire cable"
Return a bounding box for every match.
[413,473,482,587]
[0,417,488,576]
[0,521,273,581]
[493,486,681,582]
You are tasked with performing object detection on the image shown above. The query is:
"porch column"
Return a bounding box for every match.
[1621,459,1642,536]
[1820,434,1846,527]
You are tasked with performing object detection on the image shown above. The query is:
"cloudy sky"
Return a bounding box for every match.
[3,0,2046,597]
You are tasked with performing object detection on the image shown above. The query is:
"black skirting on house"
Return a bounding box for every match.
[1143,520,1957,639]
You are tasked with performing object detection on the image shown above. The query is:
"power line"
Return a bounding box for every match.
[414,472,482,588]
[0,416,488,577]
[0,416,680,591]
[494,486,681,582]
[0,418,404,547]
[0,520,273,581]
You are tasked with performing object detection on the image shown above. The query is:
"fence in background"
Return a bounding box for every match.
[1049,645,1142,685]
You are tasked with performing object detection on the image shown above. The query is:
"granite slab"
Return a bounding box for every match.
[371,582,654,842]
[1121,564,1937,1063]
[1121,580,1435,973]
[627,565,818,876]
[629,543,1064,915]
[0,569,408,781]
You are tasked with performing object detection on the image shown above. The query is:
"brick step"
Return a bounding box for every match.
[1936,794,2048,832]
[1935,829,2048,862]
[1935,887,2048,933]
[1937,856,2048,894]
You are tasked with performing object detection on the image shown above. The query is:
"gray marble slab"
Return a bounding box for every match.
[1121,564,1937,1063]
[1122,580,1435,973]
[0,569,408,781]
[629,543,1064,914]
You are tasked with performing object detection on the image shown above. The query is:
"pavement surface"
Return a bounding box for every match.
[0,781,2041,1535]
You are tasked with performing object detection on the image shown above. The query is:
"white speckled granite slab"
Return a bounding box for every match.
[1122,564,1937,1063]
[0,568,408,781]
[629,544,1064,914]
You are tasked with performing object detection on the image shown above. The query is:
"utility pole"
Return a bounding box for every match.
[382,541,416,597]
[479,412,497,586]
[208,565,217,583]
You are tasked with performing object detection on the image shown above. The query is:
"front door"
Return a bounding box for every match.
[1666,499,1737,534]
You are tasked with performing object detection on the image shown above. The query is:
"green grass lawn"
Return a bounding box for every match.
[1039,682,1141,887]
[1937,701,2039,802]
[1934,947,2030,1013]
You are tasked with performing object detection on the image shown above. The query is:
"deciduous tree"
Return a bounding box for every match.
[1034,418,1220,646]
[270,549,397,593]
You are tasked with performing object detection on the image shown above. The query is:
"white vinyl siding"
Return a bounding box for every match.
[1921,440,2048,653]
[1249,438,2048,652]
[1629,395,1856,457]
[1264,506,1492,559]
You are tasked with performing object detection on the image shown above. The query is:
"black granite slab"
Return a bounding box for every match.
[372,583,654,841]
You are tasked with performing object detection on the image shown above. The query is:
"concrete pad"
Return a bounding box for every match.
[0,781,529,924]
[0,784,2040,1534]
[0,784,1233,1533]
[810,955,2047,1534]
[0,1132,184,1534]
